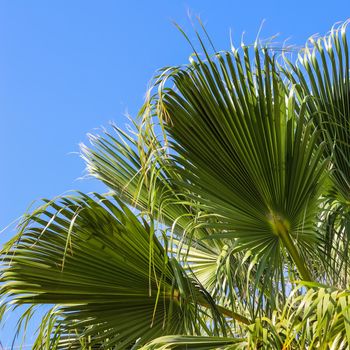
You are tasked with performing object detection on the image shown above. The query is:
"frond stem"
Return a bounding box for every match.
[272,217,313,282]
[196,296,251,325]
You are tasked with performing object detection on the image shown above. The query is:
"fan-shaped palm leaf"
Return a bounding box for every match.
[0,193,229,348]
[283,21,350,287]
[143,36,328,289]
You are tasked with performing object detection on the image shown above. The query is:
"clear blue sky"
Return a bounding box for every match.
[0,0,349,347]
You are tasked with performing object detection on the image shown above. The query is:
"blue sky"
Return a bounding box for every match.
[0,0,349,347]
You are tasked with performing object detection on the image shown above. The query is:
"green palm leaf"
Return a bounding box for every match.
[1,193,227,348]
[283,21,350,287]
[81,122,220,242]
[141,335,246,349]
[244,283,350,349]
[145,37,327,285]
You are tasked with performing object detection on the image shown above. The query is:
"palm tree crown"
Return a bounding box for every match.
[2,21,350,349]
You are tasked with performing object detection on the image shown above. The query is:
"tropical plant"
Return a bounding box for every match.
[2,20,350,349]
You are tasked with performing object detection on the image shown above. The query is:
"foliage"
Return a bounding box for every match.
[2,21,350,349]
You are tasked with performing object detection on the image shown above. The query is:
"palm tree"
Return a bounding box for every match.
[2,21,350,349]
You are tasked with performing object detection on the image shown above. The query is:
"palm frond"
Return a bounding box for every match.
[81,122,221,244]
[144,36,327,287]
[0,193,227,348]
[140,335,246,350]
[245,283,350,349]
[283,21,350,288]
